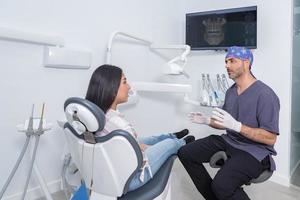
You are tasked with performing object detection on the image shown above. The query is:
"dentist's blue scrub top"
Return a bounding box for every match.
[221,80,280,171]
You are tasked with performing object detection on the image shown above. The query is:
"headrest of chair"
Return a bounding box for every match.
[64,97,106,135]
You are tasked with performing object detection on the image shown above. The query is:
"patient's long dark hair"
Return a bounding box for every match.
[86,64,122,113]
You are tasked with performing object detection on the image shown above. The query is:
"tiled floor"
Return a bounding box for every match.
[172,160,300,200]
[37,159,300,200]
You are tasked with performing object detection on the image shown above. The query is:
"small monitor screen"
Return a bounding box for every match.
[186,6,257,50]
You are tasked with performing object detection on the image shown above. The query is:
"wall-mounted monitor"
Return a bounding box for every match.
[186,6,257,50]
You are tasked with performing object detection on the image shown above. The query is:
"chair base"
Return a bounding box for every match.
[90,174,172,200]
[90,192,116,200]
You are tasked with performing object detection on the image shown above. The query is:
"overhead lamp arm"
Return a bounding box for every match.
[106,31,199,105]
[106,31,153,64]
[106,31,191,72]
[150,44,190,61]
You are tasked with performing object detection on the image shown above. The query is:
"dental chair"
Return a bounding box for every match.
[209,151,273,185]
[62,97,176,200]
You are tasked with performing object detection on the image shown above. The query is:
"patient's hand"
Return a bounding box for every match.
[139,143,149,152]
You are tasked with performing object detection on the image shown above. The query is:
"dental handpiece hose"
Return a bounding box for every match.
[21,103,44,200]
[21,136,40,200]
[0,137,30,199]
[0,105,35,200]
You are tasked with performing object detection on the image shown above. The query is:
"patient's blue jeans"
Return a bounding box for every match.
[127,133,185,192]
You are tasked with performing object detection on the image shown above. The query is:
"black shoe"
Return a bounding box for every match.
[174,129,189,139]
[184,135,195,144]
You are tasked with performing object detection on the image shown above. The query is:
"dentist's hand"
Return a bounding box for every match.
[211,108,242,132]
[188,112,211,125]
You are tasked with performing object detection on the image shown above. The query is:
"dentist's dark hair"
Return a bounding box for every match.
[86,64,122,113]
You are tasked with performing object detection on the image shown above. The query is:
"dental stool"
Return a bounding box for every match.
[63,97,176,200]
[209,151,273,185]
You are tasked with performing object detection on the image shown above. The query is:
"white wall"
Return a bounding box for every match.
[183,0,293,186]
[291,0,300,177]
[0,0,293,199]
[0,0,186,199]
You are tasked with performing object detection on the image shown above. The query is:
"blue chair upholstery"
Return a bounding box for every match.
[119,155,176,200]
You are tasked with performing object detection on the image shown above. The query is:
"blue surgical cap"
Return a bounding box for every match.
[225,46,253,67]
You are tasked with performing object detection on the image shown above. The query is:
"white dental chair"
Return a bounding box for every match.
[63,97,176,200]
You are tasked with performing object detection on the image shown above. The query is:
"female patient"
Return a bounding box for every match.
[86,64,195,192]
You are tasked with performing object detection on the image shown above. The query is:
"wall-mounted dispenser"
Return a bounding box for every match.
[44,47,91,69]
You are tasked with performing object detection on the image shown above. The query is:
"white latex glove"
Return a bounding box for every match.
[188,112,211,125]
[211,108,242,132]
